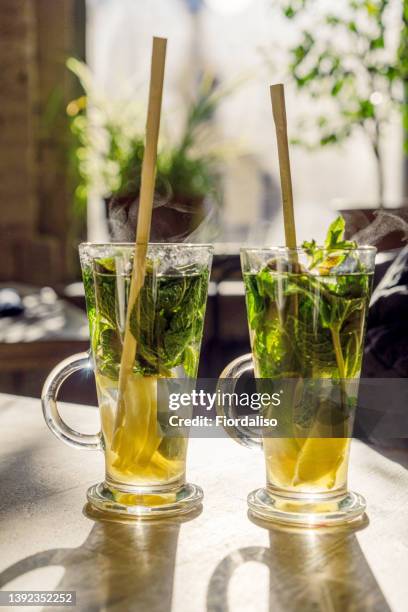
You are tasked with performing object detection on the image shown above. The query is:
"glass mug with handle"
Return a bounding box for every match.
[42,243,213,517]
[217,245,376,526]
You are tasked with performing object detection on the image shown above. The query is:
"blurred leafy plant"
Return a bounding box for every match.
[278,0,407,206]
[66,59,233,215]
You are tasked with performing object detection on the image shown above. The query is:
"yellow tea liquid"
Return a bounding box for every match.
[263,437,350,492]
[96,373,187,487]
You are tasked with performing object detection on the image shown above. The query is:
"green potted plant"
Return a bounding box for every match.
[66,59,232,242]
[276,0,408,249]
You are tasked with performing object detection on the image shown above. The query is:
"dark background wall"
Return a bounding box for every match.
[0,0,85,285]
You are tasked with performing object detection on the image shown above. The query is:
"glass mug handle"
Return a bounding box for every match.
[216,353,262,450]
[41,352,102,451]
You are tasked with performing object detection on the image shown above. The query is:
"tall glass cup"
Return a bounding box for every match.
[42,243,213,517]
[218,246,376,526]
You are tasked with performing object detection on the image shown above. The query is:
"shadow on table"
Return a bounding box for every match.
[0,504,201,611]
[0,442,55,516]
[207,514,392,612]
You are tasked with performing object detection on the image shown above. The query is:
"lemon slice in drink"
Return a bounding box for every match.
[292,437,350,489]
[264,437,305,488]
[111,375,163,474]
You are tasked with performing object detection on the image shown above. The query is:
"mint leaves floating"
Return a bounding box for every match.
[83,257,209,379]
[244,217,372,381]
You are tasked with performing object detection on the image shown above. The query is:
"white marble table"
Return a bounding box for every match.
[0,393,407,612]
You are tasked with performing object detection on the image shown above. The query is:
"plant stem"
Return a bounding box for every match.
[331,325,348,426]
[331,325,346,379]
[372,121,385,208]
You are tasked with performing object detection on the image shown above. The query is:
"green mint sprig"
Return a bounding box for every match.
[302,216,357,273]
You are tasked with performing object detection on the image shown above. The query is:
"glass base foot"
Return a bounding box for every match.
[247,487,366,527]
[87,481,203,519]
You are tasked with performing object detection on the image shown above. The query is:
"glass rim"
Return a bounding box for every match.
[241,245,377,254]
[79,242,214,250]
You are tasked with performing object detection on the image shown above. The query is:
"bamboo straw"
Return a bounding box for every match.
[113,36,167,438]
[270,84,297,250]
[270,84,300,442]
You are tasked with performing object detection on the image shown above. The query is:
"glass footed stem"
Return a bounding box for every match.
[87,479,203,518]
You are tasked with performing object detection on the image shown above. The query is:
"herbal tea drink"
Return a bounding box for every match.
[42,243,213,517]
[218,218,376,525]
[244,265,371,493]
[85,256,208,488]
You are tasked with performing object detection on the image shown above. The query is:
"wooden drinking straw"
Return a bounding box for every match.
[270,83,297,250]
[113,36,167,437]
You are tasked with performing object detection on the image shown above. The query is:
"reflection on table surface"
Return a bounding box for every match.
[207,514,391,612]
[0,506,197,612]
[0,508,391,612]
